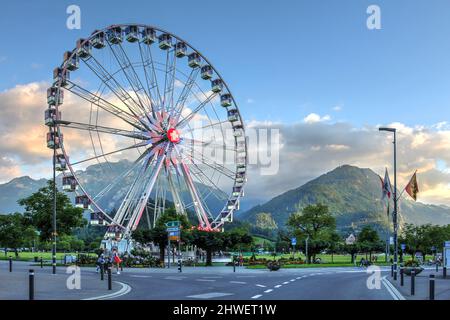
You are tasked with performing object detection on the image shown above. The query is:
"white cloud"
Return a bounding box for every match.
[333,105,342,112]
[246,98,255,104]
[245,120,450,206]
[303,113,331,124]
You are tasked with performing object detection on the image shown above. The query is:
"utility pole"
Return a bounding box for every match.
[52,126,57,275]
[379,127,398,280]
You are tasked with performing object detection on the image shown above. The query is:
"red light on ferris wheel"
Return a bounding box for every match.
[167,128,180,143]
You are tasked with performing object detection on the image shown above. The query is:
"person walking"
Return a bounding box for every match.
[96,254,105,273]
[112,249,122,275]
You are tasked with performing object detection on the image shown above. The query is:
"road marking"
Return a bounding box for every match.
[264,289,273,293]
[252,295,262,299]
[202,276,222,279]
[274,285,282,288]
[164,276,186,280]
[290,279,296,282]
[296,277,302,279]
[130,275,151,278]
[237,276,256,278]
[83,282,131,300]
[256,284,266,288]
[381,276,406,300]
[283,281,289,285]
[196,279,216,282]
[230,281,246,284]
[187,292,233,299]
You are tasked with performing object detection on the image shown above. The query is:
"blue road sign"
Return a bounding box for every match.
[291,237,297,246]
[166,227,180,232]
[401,243,406,250]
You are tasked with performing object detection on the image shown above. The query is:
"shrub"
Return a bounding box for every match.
[404,260,420,268]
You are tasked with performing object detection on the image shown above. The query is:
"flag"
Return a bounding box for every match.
[381,168,392,201]
[405,171,419,201]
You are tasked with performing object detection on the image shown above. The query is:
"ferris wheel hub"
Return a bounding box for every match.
[167,128,181,143]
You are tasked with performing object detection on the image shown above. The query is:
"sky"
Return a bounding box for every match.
[0,0,450,207]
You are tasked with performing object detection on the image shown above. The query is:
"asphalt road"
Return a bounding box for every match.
[116,268,395,300]
[0,260,399,300]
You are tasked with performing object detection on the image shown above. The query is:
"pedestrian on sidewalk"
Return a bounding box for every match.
[112,249,122,275]
[96,254,105,273]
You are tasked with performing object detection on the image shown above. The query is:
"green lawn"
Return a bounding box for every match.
[238,252,417,264]
[0,251,96,261]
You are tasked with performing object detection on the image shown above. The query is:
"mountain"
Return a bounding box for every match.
[0,176,47,213]
[0,160,227,217]
[238,165,450,235]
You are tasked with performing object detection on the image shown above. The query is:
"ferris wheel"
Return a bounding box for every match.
[45,24,247,248]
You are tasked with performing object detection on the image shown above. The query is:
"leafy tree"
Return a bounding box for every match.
[287,204,336,263]
[357,225,384,260]
[0,213,37,257]
[191,228,252,266]
[18,181,86,241]
[399,223,450,261]
[191,230,224,266]
[132,207,191,263]
[327,232,343,263]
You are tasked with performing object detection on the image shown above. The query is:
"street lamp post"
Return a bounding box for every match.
[52,126,57,275]
[379,127,398,280]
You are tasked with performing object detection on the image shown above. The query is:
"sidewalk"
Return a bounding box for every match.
[388,268,450,300]
[0,260,124,300]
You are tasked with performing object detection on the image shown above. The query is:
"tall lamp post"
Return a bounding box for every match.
[52,126,57,275]
[379,127,398,280]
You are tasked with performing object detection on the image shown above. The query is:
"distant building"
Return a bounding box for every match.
[345,234,356,245]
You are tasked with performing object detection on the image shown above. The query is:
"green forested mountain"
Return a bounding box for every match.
[238,165,450,236]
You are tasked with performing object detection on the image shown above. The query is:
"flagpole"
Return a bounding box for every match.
[379,126,398,281]
[393,129,398,281]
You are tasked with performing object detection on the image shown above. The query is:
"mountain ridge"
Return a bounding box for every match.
[237,165,450,234]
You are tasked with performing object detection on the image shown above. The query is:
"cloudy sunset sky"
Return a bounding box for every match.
[0,0,450,207]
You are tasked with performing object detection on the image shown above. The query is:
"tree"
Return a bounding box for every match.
[357,225,383,261]
[191,230,224,266]
[327,232,343,263]
[287,204,336,264]
[191,228,253,266]
[132,207,191,263]
[0,213,38,257]
[399,223,450,261]
[18,181,86,241]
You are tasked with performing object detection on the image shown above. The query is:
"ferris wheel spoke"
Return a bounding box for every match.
[182,137,236,152]
[187,159,229,203]
[128,154,166,231]
[57,120,150,140]
[162,49,177,113]
[106,41,153,115]
[65,80,146,131]
[183,120,230,134]
[182,147,236,179]
[81,56,152,131]
[70,141,147,167]
[178,161,211,229]
[175,91,219,129]
[167,168,186,216]
[171,68,200,120]
[93,155,146,201]
[187,168,223,220]
[137,42,159,117]
[141,44,164,111]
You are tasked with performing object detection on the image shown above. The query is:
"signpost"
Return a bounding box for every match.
[291,237,297,258]
[166,221,181,268]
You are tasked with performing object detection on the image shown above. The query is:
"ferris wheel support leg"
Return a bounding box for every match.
[180,163,211,229]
